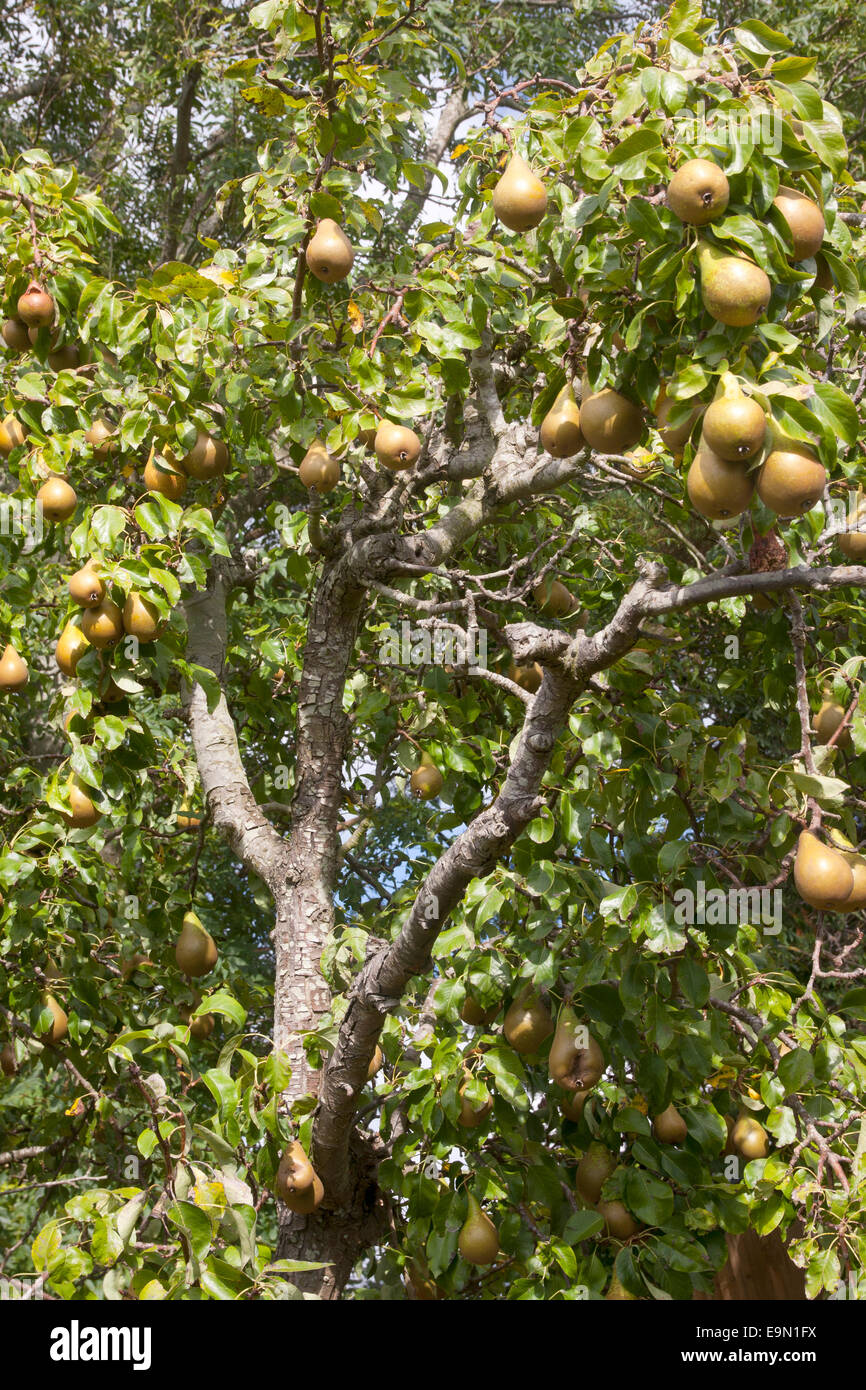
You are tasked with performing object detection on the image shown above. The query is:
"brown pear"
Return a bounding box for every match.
[0,1041,17,1076]
[374,421,421,472]
[655,386,703,451]
[275,1140,324,1213]
[757,441,826,518]
[773,186,825,261]
[0,414,26,454]
[305,219,354,284]
[548,1007,604,1091]
[812,699,849,748]
[367,1045,383,1081]
[47,344,80,372]
[2,318,29,352]
[37,477,77,523]
[85,419,115,456]
[41,992,68,1043]
[460,997,499,1027]
[532,577,576,619]
[503,987,553,1054]
[731,1114,768,1159]
[598,1199,640,1240]
[794,829,854,911]
[698,242,771,327]
[0,644,29,691]
[458,1193,499,1265]
[17,282,54,327]
[122,593,162,643]
[492,154,547,232]
[575,1142,616,1204]
[299,442,340,493]
[180,430,229,480]
[120,952,154,982]
[540,384,583,458]
[180,1001,215,1039]
[55,620,90,676]
[175,910,218,977]
[667,159,730,226]
[702,384,767,461]
[457,1075,494,1129]
[687,444,755,520]
[69,563,106,608]
[842,853,866,910]
[410,763,443,800]
[81,598,123,649]
[839,501,866,561]
[144,451,187,500]
[561,1089,589,1122]
[579,386,643,454]
[62,775,101,829]
[652,1103,688,1145]
[509,661,544,694]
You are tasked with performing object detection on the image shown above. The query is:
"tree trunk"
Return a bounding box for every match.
[696,1231,807,1300]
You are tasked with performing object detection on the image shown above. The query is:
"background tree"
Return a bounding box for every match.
[1,0,865,1303]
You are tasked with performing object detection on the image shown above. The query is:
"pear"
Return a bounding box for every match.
[509,661,544,694]
[120,952,154,982]
[579,386,643,454]
[48,344,80,372]
[180,1001,215,1039]
[812,699,849,748]
[458,1193,500,1265]
[0,1041,17,1076]
[757,438,826,518]
[606,1271,637,1300]
[576,1143,616,1204]
[144,451,187,500]
[773,186,825,261]
[122,593,162,643]
[41,992,68,1043]
[839,500,866,561]
[702,380,766,461]
[367,1045,383,1081]
[504,987,553,1054]
[55,620,90,676]
[842,853,866,910]
[62,774,101,829]
[687,444,755,520]
[460,997,499,1027]
[410,761,443,800]
[561,1089,589,1122]
[374,421,421,472]
[176,799,201,830]
[0,644,28,690]
[81,597,123,649]
[17,282,54,327]
[180,430,229,480]
[652,1103,688,1145]
[2,318,29,351]
[698,242,771,327]
[37,476,77,523]
[731,1114,768,1159]
[299,441,340,493]
[532,577,576,619]
[492,154,547,232]
[85,419,115,456]
[457,1075,494,1129]
[403,1266,442,1300]
[275,1140,324,1213]
[540,384,583,458]
[598,1199,640,1240]
[175,910,218,977]
[69,562,106,608]
[305,219,354,284]
[655,385,703,451]
[794,829,854,911]
[0,414,26,455]
[548,1007,604,1091]
[667,159,730,226]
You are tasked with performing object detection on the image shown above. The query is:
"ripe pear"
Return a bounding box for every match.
[509,661,543,693]
[55,620,90,676]
[0,644,28,690]
[81,597,123,649]
[275,1140,324,1213]
[561,1089,589,1122]
[37,476,77,523]
[576,1143,616,1204]
[702,380,766,461]
[410,762,443,800]
[812,699,849,748]
[180,430,229,480]
[667,159,730,226]
[367,1045,383,1081]
[122,593,162,643]
[374,420,421,471]
[17,282,54,327]
[120,952,153,982]
[0,414,25,454]
[306,219,354,284]
[773,186,825,261]
[144,451,187,500]
[180,1002,215,1040]
[598,1199,640,1240]
[62,774,101,828]
[698,242,771,327]
[457,1076,494,1129]
[458,1193,499,1265]
[579,385,643,454]
[548,1007,604,1092]
[0,1041,17,1076]
[175,910,218,977]
[69,562,105,608]
[655,385,703,451]
[47,344,80,372]
[299,441,340,493]
[85,419,115,456]
[731,1114,768,1159]
[492,154,547,232]
[504,987,553,1054]
[839,500,866,560]
[842,853,866,910]
[533,577,575,619]
[2,318,29,351]
[41,992,68,1043]
[757,439,825,518]
[460,997,499,1027]
[652,1103,688,1145]
[687,444,755,520]
[793,829,854,911]
[606,1271,637,1300]
[540,384,583,458]
[403,1266,442,1300]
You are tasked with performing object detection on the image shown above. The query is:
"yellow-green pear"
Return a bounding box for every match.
[0,414,26,455]
[68,563,105,608]
[458,1192,499,1265]
[0,644,28,690]
[540,384,583,458]
[41,992,68,1043]
[122,593,162,643]
[731,1114,768,1159]
[492,154,547,232]
[667,159,729,226]
[503,987,553,1054]
[306,219,354,283]
[532,577,576,619]
[275,1140,324,1213]
[410,759,443,800]
[180,430,229,480]
[757,432,826,518]
[598,1199,640,1240]
[687,444,755,520]
[773,186,825,261]
[702,377,767,461]
[85,419,115,456]
[81,597,123,649]
[374,421,421,472]
[579,385,643,454]
[652,1103,688,1145]
[576,1143,616,1204]
[55,620,90,676]
[698,242,771,327]
[794,830,854,911]
[812,698,849,748]
[606,1270,637,1299]
[548,1007,604,1091]
[299,441,340,493]
[37,476,77,523]
[62,775,101,829]
[175,910,218,977]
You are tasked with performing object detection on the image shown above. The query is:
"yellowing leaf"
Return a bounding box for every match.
[347,300,364,334]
